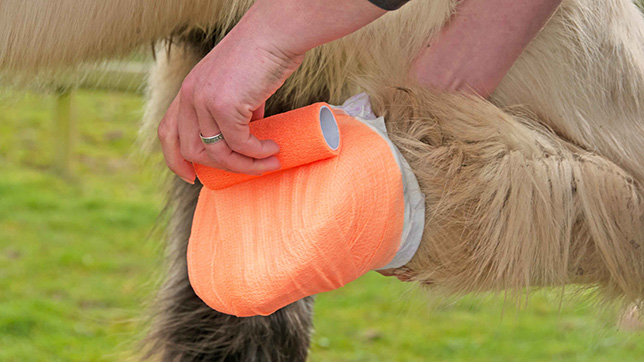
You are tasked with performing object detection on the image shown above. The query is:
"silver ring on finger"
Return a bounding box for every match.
[200,132,224,145]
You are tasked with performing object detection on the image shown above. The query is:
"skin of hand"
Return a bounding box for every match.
[158,0,386,183]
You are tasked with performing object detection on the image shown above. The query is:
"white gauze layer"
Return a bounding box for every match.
[333,93,426,270]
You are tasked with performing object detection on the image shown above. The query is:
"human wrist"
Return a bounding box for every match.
[239,0,386,57]
[215,8,305,90]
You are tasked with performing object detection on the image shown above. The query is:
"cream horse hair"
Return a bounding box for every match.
[2,0,644,360]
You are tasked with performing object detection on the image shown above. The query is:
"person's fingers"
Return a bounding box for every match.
[203,98,278,160]
[174,82,279,175]
[177,87,208,166]
[198,143,281,175]
[158,96,196,184]
[217,117,280,160]
[251,102,265,121]
[194,99,222,144]
[194,102,280,175]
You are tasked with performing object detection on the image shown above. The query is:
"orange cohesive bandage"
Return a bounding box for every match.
[194,103,341,190]
[188,104,405,317]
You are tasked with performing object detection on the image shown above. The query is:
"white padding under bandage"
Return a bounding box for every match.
[334,93,426,269]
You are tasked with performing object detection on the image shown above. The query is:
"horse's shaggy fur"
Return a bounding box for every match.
[2,0,644,360]
[378,86,644,299]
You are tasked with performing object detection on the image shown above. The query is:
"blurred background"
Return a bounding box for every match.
[2,55,644,361]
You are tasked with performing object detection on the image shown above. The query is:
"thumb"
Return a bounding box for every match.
[251,102,266,122]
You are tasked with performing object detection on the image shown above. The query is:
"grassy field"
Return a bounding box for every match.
[1,89,644,361]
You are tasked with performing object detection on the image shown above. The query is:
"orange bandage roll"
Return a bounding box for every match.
[188,109,405,317]
[194,103,341,190]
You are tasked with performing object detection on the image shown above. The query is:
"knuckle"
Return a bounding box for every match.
[225,138,244,153]
[180,78,196,98]
[180,151,192,162]
[206,94,237,115]
[180,147,199,163]
[193,92,210,107]
[204,147,224,165]
[157,121,171,141]
[162,157,183,176]
[163,159,176,173]
[205,100,225,118]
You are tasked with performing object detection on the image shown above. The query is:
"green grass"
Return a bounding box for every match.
[1,90,644,361]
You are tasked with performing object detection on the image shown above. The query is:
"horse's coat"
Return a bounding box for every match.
[2,0,644,360]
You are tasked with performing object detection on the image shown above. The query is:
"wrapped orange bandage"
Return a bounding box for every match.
[188,102,406,317]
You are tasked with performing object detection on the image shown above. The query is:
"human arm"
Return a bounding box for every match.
[158,0,387,183]
[379,0,563,280]
[411,0,563,98]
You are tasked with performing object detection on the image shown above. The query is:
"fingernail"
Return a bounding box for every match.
[180,176,195,184]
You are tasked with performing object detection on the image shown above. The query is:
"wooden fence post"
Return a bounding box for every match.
[51,61,149,178]
[53,88,74,177]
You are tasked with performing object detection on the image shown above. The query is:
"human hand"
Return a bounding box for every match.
[157,16,304,183]
[158,0,386,183]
